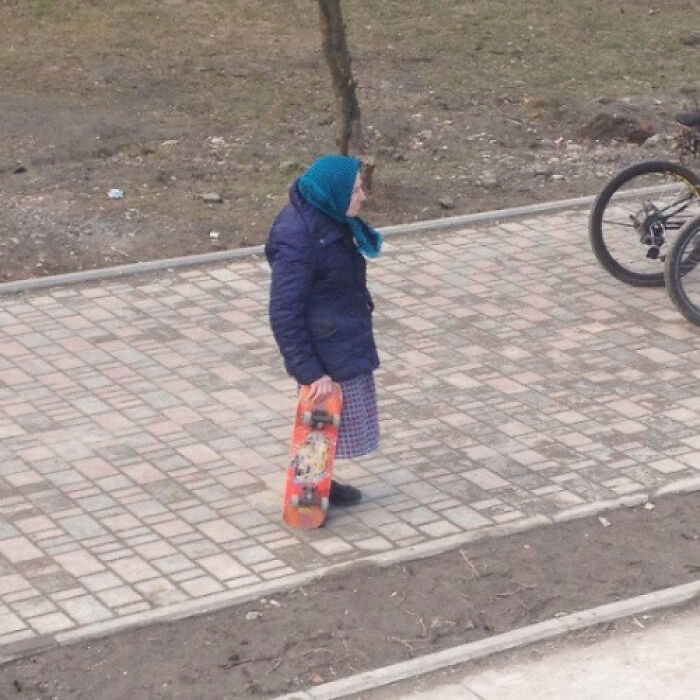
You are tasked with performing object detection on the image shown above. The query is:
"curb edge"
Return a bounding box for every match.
[275,580,700,700]
[0,195,594,296]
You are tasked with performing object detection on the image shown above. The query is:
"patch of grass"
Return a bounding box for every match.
[346,0,698,104]
[2,0,696,121]
[20,0,62,18]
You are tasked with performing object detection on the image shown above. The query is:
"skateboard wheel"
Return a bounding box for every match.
[321,497,329,512]
[290,495,299,508]
[302,410,312,426]
[331,415,340,428]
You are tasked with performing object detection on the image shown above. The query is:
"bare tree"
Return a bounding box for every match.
[317,0,363,156]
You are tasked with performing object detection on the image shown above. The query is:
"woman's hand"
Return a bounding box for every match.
[307,375,334,404]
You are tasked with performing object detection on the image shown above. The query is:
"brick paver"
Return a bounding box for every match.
[0,208,699,653]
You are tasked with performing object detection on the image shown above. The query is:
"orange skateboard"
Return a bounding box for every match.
[282,384,343,529]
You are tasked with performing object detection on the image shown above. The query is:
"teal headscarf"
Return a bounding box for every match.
[298,154,383,259]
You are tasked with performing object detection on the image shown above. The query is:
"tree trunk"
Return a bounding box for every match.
[317,0,363,156]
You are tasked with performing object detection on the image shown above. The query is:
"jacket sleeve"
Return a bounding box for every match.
[267,222,325,385]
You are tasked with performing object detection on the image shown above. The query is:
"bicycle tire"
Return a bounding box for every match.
[588,160,700,287]
[665,214,700,325]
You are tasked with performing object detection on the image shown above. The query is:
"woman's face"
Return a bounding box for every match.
[346,173,366,217]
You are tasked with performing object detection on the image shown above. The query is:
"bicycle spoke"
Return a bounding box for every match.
[601,219,637,228]
[659,194,695,217]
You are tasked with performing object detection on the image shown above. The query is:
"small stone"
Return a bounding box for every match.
[209,230,220,240]
[643,133,668,149]
[245,611,262,621]
[478,172,499,188]
[197,192,223,203]
[279,160,302,174]
[531,164,554,177]
[438,195,455,209]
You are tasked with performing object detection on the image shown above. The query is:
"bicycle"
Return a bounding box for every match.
[664,211,700,325]
[588,111,700,288]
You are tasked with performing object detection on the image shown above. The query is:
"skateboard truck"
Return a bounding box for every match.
[290,486,330,512]
[302,409,341,429]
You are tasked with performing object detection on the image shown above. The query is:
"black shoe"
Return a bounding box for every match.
[329,480,362,506]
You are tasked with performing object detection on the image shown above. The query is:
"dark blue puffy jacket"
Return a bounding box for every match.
[265,182,380,385]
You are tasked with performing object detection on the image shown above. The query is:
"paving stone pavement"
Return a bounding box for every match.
[0,207,699,656]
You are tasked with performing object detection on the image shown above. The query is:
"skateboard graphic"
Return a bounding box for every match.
[283,384,343,529]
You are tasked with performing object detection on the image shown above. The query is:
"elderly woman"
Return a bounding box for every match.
[265,154,383,506]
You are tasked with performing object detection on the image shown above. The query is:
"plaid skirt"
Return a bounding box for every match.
[336,372,379,459]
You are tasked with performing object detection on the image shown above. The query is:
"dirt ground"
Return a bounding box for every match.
[1,1,698,283]
[367,600,700,699]
[1,491,698,699]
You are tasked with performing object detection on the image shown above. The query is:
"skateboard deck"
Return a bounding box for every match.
[282,384,343,529]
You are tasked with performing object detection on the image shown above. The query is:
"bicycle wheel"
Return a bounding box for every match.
[665,214,700,325]
[589,160,700,287]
